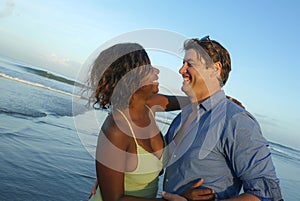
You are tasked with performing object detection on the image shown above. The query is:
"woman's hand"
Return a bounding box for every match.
[162,179,215,201]
[226,95,245,109]
[181,179,215,201]
[88,180,98,199]
[162,191,187,201]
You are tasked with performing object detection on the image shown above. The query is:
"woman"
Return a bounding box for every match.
[87,43,194,201]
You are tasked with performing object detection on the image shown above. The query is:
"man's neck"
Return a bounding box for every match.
[192,88,221,103]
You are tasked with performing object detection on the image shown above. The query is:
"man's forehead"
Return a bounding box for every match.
[184,49,199,61]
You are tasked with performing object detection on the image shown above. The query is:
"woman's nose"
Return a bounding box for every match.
[153,67,160,74]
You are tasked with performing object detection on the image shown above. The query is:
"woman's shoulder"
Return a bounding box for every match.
[101,111,132,145]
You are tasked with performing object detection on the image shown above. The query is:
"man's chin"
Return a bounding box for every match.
[181,84,189,92]
[181,85,193,96]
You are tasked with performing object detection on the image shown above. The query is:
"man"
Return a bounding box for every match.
[162,36,283,200]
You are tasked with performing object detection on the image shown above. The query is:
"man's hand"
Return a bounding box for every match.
[181,179,215,201]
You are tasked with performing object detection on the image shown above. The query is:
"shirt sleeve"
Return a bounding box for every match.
[224,112,283,200]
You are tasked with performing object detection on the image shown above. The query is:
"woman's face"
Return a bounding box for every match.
[138,66,160,97]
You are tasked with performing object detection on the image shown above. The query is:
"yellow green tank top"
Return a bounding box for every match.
[89,107,163,201]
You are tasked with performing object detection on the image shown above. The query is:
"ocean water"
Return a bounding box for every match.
[0,56,300,201]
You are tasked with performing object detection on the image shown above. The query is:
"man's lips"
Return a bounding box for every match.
[182,73,191,83]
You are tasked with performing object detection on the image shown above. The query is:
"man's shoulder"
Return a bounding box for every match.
[222,98,254,118]
[222,99,261,135]
[225,98,245,115]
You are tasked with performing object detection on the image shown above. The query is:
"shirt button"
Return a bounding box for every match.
[166,179,168,182]
[173,154,176,158]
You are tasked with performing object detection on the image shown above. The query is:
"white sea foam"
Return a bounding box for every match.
[0,72,81,99]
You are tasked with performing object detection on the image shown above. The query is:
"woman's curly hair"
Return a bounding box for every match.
[88,43,152,110]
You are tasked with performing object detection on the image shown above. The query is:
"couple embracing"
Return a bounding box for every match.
[86,36,282,201]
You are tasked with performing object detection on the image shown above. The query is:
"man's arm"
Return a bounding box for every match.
[224,112,283,200]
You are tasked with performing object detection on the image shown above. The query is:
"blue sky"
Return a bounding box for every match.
[0,0,299,149]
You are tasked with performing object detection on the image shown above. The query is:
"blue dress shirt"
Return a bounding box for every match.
[163,90,283,200]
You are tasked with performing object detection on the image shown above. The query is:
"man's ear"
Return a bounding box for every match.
[214,61,222,75]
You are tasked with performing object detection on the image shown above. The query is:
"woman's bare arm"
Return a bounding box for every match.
[147,94,190,112]
[147,94,244,112]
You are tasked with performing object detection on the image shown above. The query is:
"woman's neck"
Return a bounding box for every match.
[129,104,148,120]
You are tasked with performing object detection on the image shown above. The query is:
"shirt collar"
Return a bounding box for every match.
[181,90,226,123]
[197,90,226,117]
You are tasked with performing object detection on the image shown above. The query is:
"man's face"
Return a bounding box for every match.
[179,49,213,99]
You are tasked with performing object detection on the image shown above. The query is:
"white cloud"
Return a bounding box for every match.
[0,0,15,17]
[37,53,82,78]
[48,53,70,67]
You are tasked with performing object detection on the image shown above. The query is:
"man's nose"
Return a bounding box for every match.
[179,62,187,74]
